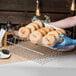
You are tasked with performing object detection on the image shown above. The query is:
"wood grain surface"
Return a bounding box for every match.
[0,41,76,64]
[0,0,72,12]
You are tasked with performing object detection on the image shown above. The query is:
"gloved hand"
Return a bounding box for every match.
[43,22,61,30]
[53,34,76,48]
[32,16,51,23]
[32,16,40,21]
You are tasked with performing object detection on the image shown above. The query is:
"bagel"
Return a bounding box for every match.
[42,34,56,47]
[56,29,66,35]
[42,27,50,33]
[29,31,43,43]
[38,29,47,36]
[26,23,36,32]
[32,23,40,30]
[18,27,31,39]
[38,27,54,36]
[56,30,63,34]
[48,27,54,31]
[33,20,43,28]
[47,31,60,39]
[42,27,54,33]
[29,27,54,44]
[42,29,66,47]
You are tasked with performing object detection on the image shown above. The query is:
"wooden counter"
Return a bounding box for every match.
[0,41,76,64]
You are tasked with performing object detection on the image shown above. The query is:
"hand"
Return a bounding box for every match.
[32,16,40,21]
[53,34,76,48]
[43,22,61,30]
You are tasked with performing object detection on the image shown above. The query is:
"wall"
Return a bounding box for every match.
[0,0,72,24]
[0,0,75,38]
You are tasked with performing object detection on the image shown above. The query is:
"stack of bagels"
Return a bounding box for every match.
[18,20,66,47]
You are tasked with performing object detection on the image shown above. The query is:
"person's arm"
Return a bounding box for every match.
[51,16,76,28]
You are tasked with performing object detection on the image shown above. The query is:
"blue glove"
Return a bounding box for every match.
[32,16,40,21]
[53,34,76,48]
